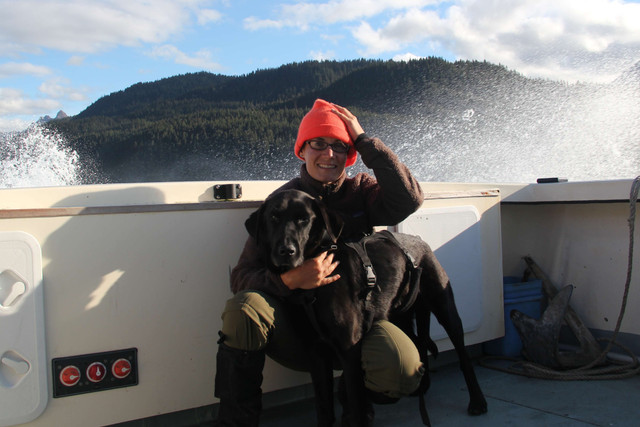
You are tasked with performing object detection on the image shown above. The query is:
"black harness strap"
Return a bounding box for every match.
[377,231,423,314]
[345,237,377,296]
[344,236,378,330]
[344,230,423,328]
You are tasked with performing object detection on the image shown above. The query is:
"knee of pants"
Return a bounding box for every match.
[220,291,276,351]
[361,320,425,399]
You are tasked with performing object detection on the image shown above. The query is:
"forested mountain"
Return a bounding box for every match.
[46,58,639,184]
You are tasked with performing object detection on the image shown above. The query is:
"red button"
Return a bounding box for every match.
[86,362,107,383]
[112,358,132,379]
[60,365,81,387]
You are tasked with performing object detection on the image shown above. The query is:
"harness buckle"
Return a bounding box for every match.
[365,265,376,286]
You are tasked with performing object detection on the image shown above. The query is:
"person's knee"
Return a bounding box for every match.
[361,320,424,399]
[220,291,276,351]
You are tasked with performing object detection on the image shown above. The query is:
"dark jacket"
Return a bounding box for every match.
[230,134,424,297]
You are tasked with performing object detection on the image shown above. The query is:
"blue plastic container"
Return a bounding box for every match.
[483,276,543,357]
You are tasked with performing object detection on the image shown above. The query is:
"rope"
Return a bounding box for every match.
[481,176,640,380]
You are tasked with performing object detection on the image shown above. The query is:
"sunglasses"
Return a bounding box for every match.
[306,139,350,153]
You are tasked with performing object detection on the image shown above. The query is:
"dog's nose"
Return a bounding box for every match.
[278,244,296,257]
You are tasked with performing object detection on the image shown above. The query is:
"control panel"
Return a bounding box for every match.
[52,348,138,398]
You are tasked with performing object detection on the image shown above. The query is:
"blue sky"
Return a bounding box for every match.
[1,0,640,132]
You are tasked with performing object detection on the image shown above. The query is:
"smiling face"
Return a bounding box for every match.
[299,137,348,184]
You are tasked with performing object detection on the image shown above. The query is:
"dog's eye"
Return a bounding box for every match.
[270,214,280,223]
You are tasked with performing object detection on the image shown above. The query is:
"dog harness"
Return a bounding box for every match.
[344,230,422,330]
[297,230,422,341]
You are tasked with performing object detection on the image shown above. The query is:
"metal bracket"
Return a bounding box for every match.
[213,184,242,200]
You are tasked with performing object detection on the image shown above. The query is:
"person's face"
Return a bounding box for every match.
[299,137,349,184]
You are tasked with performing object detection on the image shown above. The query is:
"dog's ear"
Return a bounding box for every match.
[245,205,264,244]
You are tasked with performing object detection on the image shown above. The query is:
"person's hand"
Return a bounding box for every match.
[280,251,340,290]
[331,103,365,141]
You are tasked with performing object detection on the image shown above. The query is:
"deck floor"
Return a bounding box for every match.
[259,358,640,426]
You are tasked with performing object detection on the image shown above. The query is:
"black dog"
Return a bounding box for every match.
[246,189,487,426]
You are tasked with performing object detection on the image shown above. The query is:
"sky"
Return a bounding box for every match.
[1,0,640,132]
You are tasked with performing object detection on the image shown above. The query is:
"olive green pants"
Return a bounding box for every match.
[220,290,424,399]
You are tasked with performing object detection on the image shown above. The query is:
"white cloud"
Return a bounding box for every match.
[67,56,86,66]
[243,17,284,31]
[245,0,437,31]
[0,116,31,133]
[0,71,85,124]
[148,44,223,71]
[310,50,336,61]
[197,9,223,25]
[0,87,60,116]
[0,62,52,78]
[321,33,344,44]
[353,21,404,54]
[393,52,423,62]
[350,0,640,82]
[0,0,211,54]
[38,78,87,102]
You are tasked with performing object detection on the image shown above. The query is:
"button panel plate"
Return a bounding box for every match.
[52,348,138,398]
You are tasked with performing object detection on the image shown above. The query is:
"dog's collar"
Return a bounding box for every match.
[318,203,342,244]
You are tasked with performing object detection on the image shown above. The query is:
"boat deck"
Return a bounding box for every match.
[259,355,640,427]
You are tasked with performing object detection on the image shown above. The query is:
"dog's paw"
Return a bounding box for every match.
[467,397,488,415]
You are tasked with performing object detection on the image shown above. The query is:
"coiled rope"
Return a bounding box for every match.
[481,176,640,380]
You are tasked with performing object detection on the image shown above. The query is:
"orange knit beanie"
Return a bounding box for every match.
[294,99,357,167]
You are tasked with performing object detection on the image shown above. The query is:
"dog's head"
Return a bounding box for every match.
[245,189,343,273]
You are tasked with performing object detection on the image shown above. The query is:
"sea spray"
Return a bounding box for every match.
[368,77,640,183]
[2,67,638,187]
[1,124,81,188]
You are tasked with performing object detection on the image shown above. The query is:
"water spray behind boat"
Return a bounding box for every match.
[0,124,82,188]
[2,69,639,188]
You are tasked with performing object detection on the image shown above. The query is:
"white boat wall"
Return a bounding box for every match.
[0,179,638,427]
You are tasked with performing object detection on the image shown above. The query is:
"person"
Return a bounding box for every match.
[214,99,425,426]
